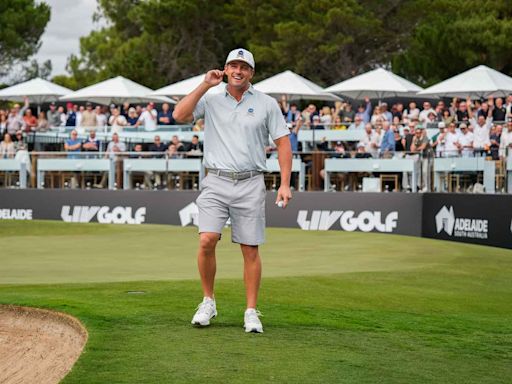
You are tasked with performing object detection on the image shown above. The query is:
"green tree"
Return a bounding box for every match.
[392,0,512,85]
[0,0,51,76]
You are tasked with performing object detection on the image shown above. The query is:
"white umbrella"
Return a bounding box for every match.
[418,65,512,99]
[0,77,72,104]
[151,74,226,98]
[325,68,423,99]
[60,76,175,105]
[253,70,340,101]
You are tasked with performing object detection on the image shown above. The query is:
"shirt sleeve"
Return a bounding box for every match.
[267,98,289,141]
[193,96,206,121]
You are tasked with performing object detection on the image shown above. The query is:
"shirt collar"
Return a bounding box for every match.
[224,84,254,99]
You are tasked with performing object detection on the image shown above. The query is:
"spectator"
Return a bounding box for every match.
[442,109,455,127]
[81,102,97,128]
[425,111,439,129]
[171,135,186,152]
[96,133,126,188]
[468,97,492,156]
[355,142,372,158]
[0,133,15,158]
[158,102,175,126]
[136,102,158,131]
[477,101,490,119]
[432,122,447,158]
[186,134,203,156]
[46,102,61,127]
[457,123,474,157]
[403,101,420,122]
[455,99,469,123]
[126,107,139,126]
[7,98,29,135]
[311,115,324,130]
[279,95,289,116]
[505,95,512,119]
[370,105,384,124]
[392,103,404,121]
[193,118,205,132]
[339,103,355,123]
[148,135,167,157]
[36,111,49,132]
[22,109,37,132]
[109,107,128,134]
[320,106,333,127]
[332,115,345,130]
[419,101,435,124]
[65,103,76,127]
[0,113,7,136]
[380,102,393,123]
[285,104,302,151]
[444,122,460,157]
[57,106,67,126]
[499,118,512,158]
[358,123,375,154]
[410,126,432,191]
[64,129,81,159]
[96,105,108,127]
[75,105,85,128]
[121,102,131,118]
[82,129,100,154]
[489,125,501,160]
[380,121,395,157]
[393,126,404,153]
[167,143,182,159]
[356,97,372,124]
[349,115,365,130]
[492,97,507,121]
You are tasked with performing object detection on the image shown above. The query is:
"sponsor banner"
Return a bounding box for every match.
[422,193,512,249]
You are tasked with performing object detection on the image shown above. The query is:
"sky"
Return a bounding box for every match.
[35,0,101,77]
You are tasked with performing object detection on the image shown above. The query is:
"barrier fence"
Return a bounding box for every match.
[0,189,510,249]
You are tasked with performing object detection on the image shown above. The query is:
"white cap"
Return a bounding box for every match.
[225,48,255,69]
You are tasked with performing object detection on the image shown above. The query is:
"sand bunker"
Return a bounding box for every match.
[0,305,87,384]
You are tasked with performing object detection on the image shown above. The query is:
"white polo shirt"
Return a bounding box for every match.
[193,85,289,172]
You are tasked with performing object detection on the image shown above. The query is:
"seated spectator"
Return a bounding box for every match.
[82,129,100,153]
[36,111,49,132]
[349,115,365,130]
[167,143,182,159]
[126,107,139,126]
[187,135,203,157]
[355,142,372,158]
[22,109,37,132]
[46,102,61,127]
[392,103,404,120]
[109,107,128,133]
[64,130,82,159]
[81,102,97,128]
[0,133,15,158]
[148,135,167,158]
[311,115,324,130]
[158,102,175,126]
[171,135,186,152]
[135,102,158,131]
[330,141,351,158]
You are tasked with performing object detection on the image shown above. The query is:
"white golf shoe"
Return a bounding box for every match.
[244,308,263,333]
[191,297,217,326]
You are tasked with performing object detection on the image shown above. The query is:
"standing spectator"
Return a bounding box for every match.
[285,103,302,152]
[57,106,66,126]
[403,101,420,122]
[320,106,333,127]
[136,102,158,131]
[499,118,512,158]
[81,102,97,128]
[380,102,393,123]
[36,111,49,132]
[311,115,324,130]
[95,133,126,188]
[126,107,139,126]
[468,97,492,156]
[505,95,512,119]
[95,106,108,127]
[489,125,501,160]
[410,126,432,191]
[477,101,490,119]
[0,113,7,136]
[22,109,37,132]
[0,133,15,158]
[46,102,61,127]
[442,109,455,127]
[492,97,507,121]
[348,115,365,130]
[355,97,372,124]
[425,111,439,129]
[456,123,474,157]
[301,104,318,128]
[419,101,435,124]
[444,122,460,157]
[394,126,404,153]
[7,98,29,135]
[455,99,469,123]
[392,103,404,121]
[109,107,128,133]
[158,102,175,126]
[75,105,84,128]
[380,121,395,157]
[370,105,384,124]
[121,102,131,118]
[358,123,375,154]
[339,103,355,123]
[332,116,345,130]
[432,122,447,158]
[65,103,76,127]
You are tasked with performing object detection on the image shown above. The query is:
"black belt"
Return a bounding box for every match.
[208,169,262,180]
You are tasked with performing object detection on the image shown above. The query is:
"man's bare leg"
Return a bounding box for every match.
[240,244,261,309]
[198,232,220,298]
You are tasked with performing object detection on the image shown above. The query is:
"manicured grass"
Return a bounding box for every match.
[1,220,511,383]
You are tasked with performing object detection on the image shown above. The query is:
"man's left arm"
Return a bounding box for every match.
[274,135,292,208]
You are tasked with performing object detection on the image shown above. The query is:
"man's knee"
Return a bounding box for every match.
[199,232,220,252]
[241,244,259,261]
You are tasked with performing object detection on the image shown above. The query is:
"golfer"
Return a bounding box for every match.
[173,48,292,333]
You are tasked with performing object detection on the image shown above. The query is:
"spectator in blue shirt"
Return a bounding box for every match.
[64,130,81,159]
[158,103,175,126]
[356,97,372,124]
[380,121,395,157]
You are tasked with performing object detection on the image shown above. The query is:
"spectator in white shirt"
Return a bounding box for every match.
[499,119,512,158]
[444,122,460,157]
[468,97,492,156]
[136,102,158,131]
[457,123,474,157]
[95,106,108,127]
[419,101,436,124]
[358,123,376,155]
[108,107,128,134]
[403,101,420,122]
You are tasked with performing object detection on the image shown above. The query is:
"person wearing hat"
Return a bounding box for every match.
[173,48,292,333]
[457,122,474,157]
[432,122,447,158]
[410,125,433,190]
[65,102,76,127]
[135,102,158,131]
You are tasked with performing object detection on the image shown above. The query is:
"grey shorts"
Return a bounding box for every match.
[196,173,266,246]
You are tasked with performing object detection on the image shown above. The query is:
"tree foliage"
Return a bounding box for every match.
[0,0,51,77]
[55,0,512,89]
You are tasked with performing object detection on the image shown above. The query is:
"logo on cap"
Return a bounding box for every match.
[237,50,244,58]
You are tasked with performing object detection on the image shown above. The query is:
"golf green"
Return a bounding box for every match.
[1,220,511,383]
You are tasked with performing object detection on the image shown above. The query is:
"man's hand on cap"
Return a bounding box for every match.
[204,70,224,87]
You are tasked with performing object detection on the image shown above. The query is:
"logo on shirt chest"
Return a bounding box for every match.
[247,107,255,116]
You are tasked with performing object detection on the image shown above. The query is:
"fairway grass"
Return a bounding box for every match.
[1,221,511,383]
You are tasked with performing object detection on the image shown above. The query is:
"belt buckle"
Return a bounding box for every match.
[231,171,236,180]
